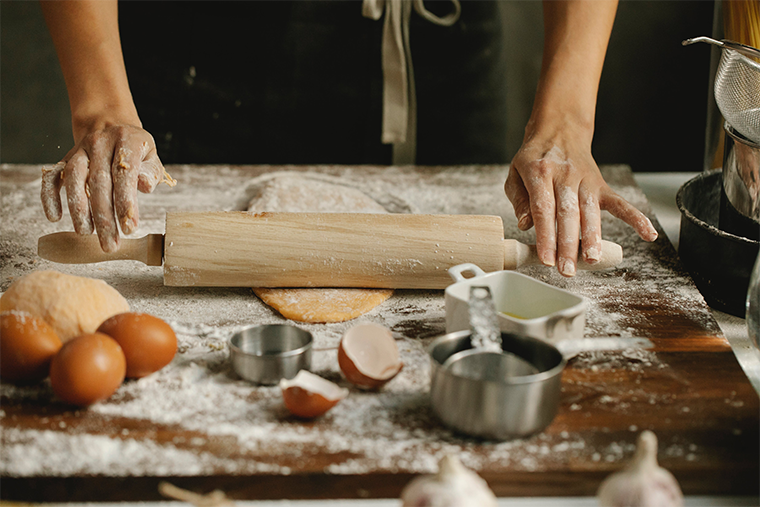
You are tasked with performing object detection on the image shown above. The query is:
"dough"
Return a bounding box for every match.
[0,270,130,342]
[246,174,387,214]
[246,173,393,323]
[252,288,394,324]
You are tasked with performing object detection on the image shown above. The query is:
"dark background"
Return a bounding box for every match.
[0,0,717,172]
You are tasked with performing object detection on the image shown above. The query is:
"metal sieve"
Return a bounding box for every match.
[683,36,760,144]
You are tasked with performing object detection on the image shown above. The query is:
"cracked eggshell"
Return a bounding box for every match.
[337,322,402,389]
[280,370,349,419]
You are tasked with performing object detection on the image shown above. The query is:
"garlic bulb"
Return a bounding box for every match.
[400,454,498,507]
[597,431,684,507]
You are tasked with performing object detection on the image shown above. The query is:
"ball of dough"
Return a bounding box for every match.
[0,270,129,342]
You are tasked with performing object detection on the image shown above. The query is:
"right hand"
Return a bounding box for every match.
[41,124,173,253]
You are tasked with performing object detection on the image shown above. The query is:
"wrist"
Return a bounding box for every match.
[523,111,595,149]
[71,106,142,144]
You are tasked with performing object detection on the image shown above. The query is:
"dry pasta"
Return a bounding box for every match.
[724,0,760,49]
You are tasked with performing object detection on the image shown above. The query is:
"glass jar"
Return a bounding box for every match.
[747,248,760,349]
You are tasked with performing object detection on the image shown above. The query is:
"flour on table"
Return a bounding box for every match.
[246,172,395,323]
[246,173,388,214]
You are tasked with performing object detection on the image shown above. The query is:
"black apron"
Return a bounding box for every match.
[119,0,507,165]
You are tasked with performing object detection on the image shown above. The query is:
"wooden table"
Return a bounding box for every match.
[1,164,758,501]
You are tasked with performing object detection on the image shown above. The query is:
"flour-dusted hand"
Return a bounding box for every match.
[505,130,657,277]
[41,124,174,253]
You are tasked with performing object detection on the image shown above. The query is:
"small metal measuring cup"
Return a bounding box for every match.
[229,324,313,385]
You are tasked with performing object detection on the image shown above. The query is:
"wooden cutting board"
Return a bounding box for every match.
[0,164,757,501]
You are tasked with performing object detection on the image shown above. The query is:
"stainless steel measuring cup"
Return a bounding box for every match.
[429,330,565,440]
[229,324,313,385]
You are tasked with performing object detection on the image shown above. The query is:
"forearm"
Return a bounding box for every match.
[529,0,618,140]
[40,0,140,142]
[505,0,656,276]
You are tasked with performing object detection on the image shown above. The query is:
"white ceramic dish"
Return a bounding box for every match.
[445,263,586,345]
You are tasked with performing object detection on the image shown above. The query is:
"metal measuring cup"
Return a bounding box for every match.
[430,285,564,440]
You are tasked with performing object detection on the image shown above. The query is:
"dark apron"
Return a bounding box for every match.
[119,0,507,165]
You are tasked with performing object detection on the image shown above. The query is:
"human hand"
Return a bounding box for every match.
[41,124,175,253]
[505,130,658,277]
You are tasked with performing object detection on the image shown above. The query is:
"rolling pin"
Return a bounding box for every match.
[37,212,623,289]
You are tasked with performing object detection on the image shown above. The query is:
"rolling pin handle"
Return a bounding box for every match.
[502,239,623,271]
[579,240,623,271]
[502,239,535,270]
[37,232,164,266]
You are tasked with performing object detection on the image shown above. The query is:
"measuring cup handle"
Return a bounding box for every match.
[448,263,487,283]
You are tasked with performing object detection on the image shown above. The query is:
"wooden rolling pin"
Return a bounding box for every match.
[38,212,623,288]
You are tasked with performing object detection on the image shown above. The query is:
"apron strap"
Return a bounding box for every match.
[363,0,461,164]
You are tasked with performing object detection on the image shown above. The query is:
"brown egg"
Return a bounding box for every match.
[97,312,177,378]
[0,310,62,384]
[49,332,126,406]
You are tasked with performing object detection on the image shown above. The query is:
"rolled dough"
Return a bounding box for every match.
[0,270,130,342]
[247,173,394,324]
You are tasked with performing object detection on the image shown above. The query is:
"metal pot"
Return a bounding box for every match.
[721,123,760,240]
[677,170,759,317]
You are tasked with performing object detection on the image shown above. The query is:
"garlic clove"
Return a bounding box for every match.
[337,322,402,389]
[597,431,684,507]
[159,482,235,507]
[400,454,498,507]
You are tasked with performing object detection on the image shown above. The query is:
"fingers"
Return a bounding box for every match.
[521,167,557,267]
[64,151,94,235]
[87,139,120,253]
[41,161,65,222]
[136,145,164,194]
[504,167,533,231]
[579,186,602,265]
[603,193,659,242]
[113,134,167,235]
[112,144,141,235]
[555,185,580,277]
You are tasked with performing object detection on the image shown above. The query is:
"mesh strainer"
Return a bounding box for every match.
[683,36,760,143]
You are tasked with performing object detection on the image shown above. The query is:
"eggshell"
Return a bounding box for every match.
[97,312,177,378]
[280,370,348,419]
[49,332,126,406]
[0,310,62,384]
[338,322,402,390]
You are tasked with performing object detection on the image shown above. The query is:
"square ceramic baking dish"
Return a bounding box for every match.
[444,263,586,344]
